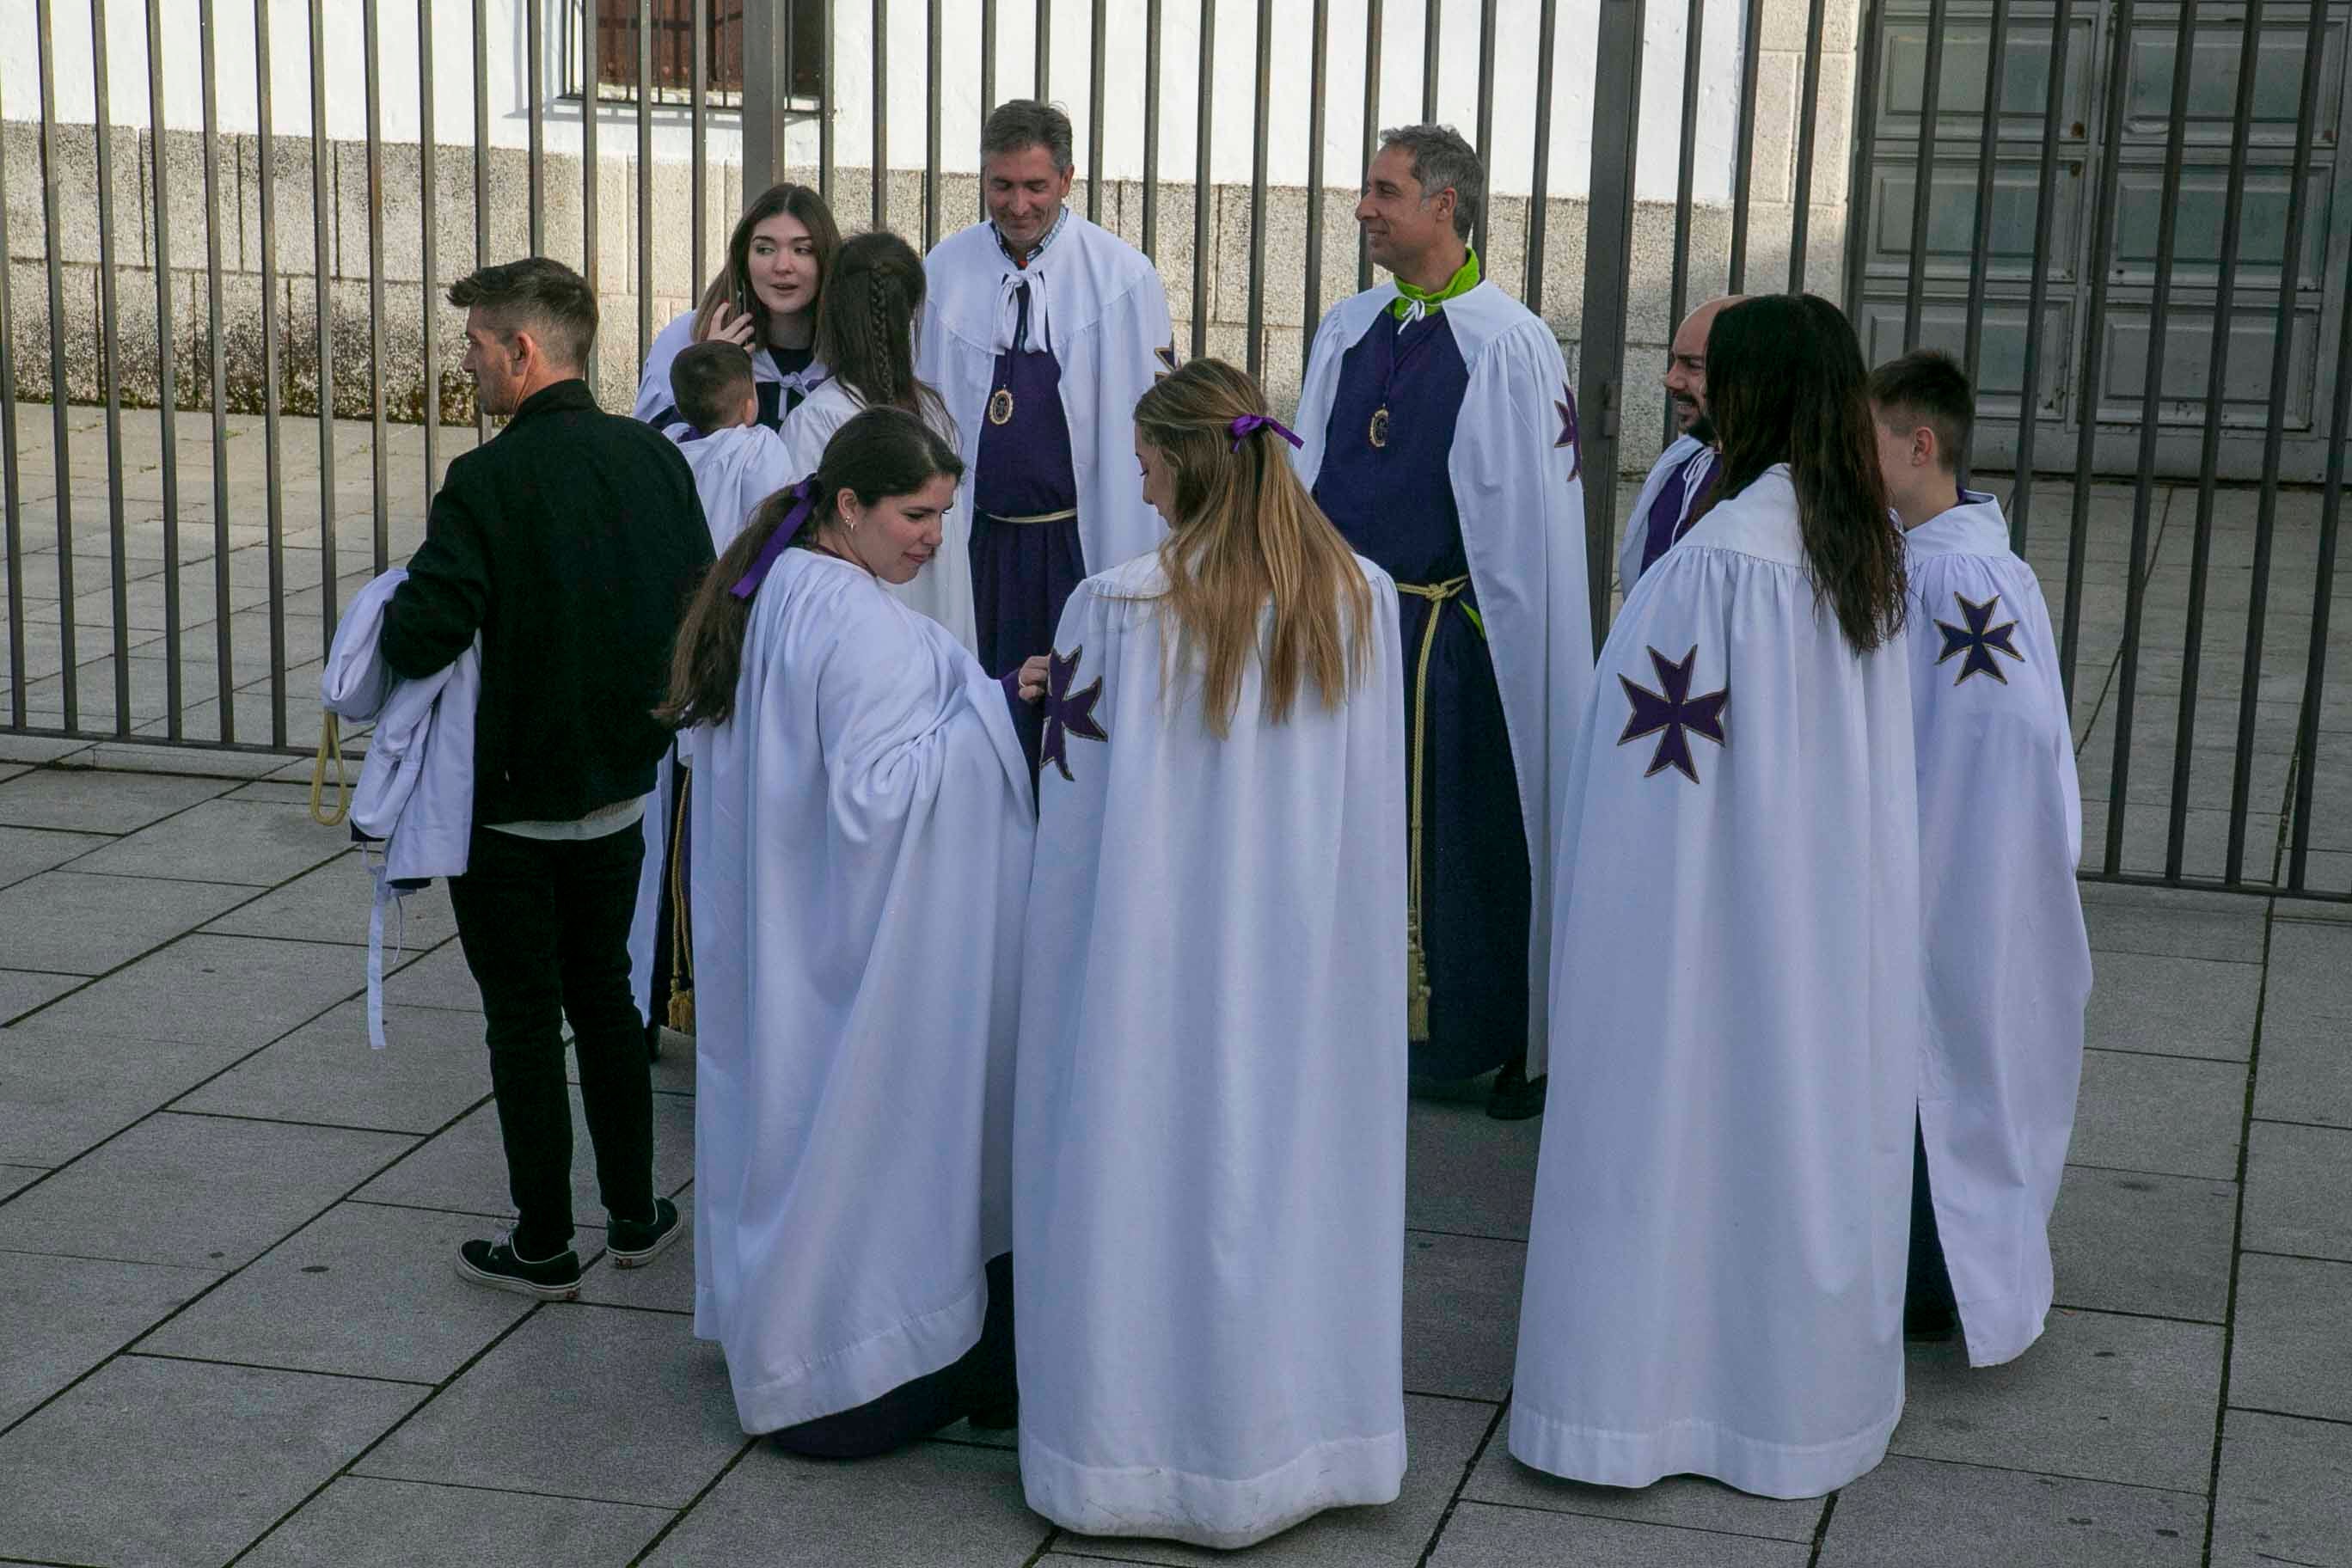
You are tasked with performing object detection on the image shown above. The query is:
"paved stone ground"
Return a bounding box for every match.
[3,408,2351,1565]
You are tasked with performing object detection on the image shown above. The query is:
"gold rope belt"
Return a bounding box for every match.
[665,766,695,1033]
[988,506,1079,525]
[309,714,350,827]
[1393,573,1473,1044]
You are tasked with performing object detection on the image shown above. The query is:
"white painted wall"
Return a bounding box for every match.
[3,0,1743,201]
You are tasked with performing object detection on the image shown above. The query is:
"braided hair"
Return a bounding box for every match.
[813,230,946,426]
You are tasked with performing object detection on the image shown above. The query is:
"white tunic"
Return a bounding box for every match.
[781,379,975,652]
[686,548,1034,1435]
[1510,466,1921,1499]
[1013,553,1410,1548]
[1905,492,2091,1368]
[916,212,1174,581]
[1290,280,1593,1075]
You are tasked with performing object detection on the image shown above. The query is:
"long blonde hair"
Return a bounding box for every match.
[1134,359,1374,737]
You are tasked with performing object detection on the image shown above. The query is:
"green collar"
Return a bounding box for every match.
[1390,249,1481,319]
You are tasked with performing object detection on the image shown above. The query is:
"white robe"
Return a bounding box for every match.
[781,378,976,652]
[1013,553,1410,1549]
[686,548,1034,1435]
[1290,280,1592,1075]
[1617,432,1716,595]
[1905,492,2091,1369]
[916,212,1173,581]
[633,310,830,441]
[1510,466,1921,1499]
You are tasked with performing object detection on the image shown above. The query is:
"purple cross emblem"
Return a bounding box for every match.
[1934,591,2025,686]
[1556,383,1582,481]
[1039,646,1109,782]
[1618,644,1729,783]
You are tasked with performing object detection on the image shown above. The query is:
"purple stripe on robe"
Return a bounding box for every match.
[1639,447,1720,574]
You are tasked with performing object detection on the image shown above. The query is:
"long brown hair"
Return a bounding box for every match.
[1131,359,1375,737]
[691,183,843,350]
[1692,293,1906,652]
[656,407,965,729]
[814,230,949,426]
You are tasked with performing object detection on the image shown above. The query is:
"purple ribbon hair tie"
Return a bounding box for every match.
[1228,413,1304,454]
[729,476,822,602]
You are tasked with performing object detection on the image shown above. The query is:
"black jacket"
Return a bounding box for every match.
[382,379,714,826]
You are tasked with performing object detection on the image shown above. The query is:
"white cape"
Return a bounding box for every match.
[1510,467,1921,1498]
[1291,279,1592,1074]
[633,310,830,440]
[687,548,1034,1434]
[1013,554,1410,1548]
[1618,432,1714,595]
[1906,493,2091,1368]
[781,378,976,652]
[678,425,801,552]
[916,213,1173,580]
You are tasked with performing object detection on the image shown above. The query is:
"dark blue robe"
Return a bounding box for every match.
[970,283,1087,679]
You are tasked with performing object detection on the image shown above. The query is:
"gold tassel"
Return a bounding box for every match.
[1406,918,1432,1043]
[666,984,695,1033]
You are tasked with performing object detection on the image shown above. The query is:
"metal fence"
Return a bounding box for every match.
[2,0,2348,902]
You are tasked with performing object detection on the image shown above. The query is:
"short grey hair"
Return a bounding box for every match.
[1377,124,1484,242]
[981,100,1075,172]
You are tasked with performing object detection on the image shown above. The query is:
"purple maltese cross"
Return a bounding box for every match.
[1039,646,1109,783]
[1617,644,1730,783]
[1555,383,1582,481]
[1934,591,2025,687]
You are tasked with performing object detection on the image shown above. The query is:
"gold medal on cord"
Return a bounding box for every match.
[989,388,1016,426]
[1369,406,1390,449]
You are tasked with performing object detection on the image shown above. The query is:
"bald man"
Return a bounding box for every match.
[1616,296,1739,594]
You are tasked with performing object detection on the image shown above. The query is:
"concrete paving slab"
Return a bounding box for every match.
[384,940,489,1011]
[26,931,364,1047]
[0,1111,413,1270]
[0,735,91,763]
[641,1437,1039,1567]
[2226,1253,2352,1424]
[578,1188,693,1314]
[1404,1230,1523,1402]
[2255,922,2352,1130]
[2242,1119,2352,1262]
[356,1086,696,1222]
[0,1162,43,1199]
[141,1200,598,1384]
[0,1023,258,1164]
[0,1249,221,1427]
[1406,1095,1541,1241]
[71,794,351,885]
[2079,887,2270,964]
[0,869,251,973]
[2209,1408,2352,1568]
[2049,1165,2237,1323]
[1891,1308,2224,1491]
[0,822,101,886]
[195,849,454,948]
[175,998,489,1134]
[239,1474,672,1568]
[1426,1499,1810,1565]
[2069,1050,2247,1179]
[0,1354,422,1568]
[0,966,81,1025]
[360,1302,745,1508]
[0,764,227,831]
[1467,1435,1823,1541]
[1817,1455,2204,1567]
[2084,952,2262,1062]
[1056,1393,1496,1567]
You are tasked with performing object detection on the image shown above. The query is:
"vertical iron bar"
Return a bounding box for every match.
[983,0,997,139]
[1581,0,1647,648]
[2179,0,2263,879]
[820,0,837,203]
[1087,0,1107,224]
[1902,0,1950,347]
[0,46,22,726]
[1787,0,1828,290]
[1728,0,1766,290]
[2239,0,2330,880]
[1191,0,1216,361]
[1527,0,1559,313]
[472,0,488,446]
[2102,0,2199,876]
[1246,0,1271,377]
[1961,0,2012,386]
[1842,0,1885,326]
[146,0,183,734]
[315,0,341,643]
[1473,0,1496,257]
[34,0,78,732]
[1667,0,1703,438]
[637,0,652,368]
[1142,0,1161,256]
[2287,258,2352,889]
[421,0,442,520]
[1421,0,1441,120]
[1036,0,1050,94]
[2009,0,2075,548]
[873,0,889,230]
[92,0,132,732]
[530,0,545,252]
[927,0,943,248]
[365,0,389,573]
[581,0,599,394]
[199,0,235,736]
[744,2,778,193]
[256,0,289,747]
[691,0,707,289]
[1306,0,1330,330]
[1359,0,1383,290]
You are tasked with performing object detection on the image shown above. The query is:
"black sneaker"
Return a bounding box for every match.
[607,1197,683,1269]
[1486,1062,1548,1121]
[456,1234,582,1300]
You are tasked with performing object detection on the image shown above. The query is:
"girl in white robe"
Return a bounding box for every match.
[1510,294,1922,1500]
[1013,359,1410,1549]
[657,407,1044,1455]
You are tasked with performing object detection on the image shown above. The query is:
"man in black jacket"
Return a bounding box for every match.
[383,258,714,1299]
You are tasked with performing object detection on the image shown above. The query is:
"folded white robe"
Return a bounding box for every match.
[686,548,1034,1435]
[1510,465,1921,1499]
[1905,492,2091,1368]
[1014,553,1410,1548]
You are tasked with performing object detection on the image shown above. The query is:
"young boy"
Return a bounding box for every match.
[669,340,802,550]
[1873,348,2092,1366]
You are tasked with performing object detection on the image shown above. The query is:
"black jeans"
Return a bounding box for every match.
[448,819,656,1258]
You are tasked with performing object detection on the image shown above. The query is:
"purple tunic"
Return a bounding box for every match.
[1639,445,1719,574]
[970,282,1087,679]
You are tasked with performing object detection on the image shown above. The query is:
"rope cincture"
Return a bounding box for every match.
[1393,573,1473,1044]
[665,769,695,1034]
[309,713,350,827]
